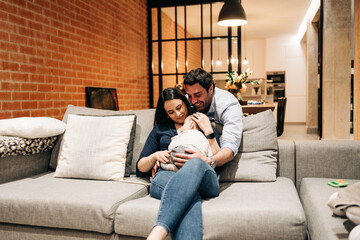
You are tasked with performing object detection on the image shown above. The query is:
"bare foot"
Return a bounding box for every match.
[147,226,167,240]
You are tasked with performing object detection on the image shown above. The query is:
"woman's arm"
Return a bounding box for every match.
[136,128,159,176]
[138,150,170,173]
[136,126,173,177]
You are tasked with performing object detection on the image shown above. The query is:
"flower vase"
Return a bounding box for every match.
[228,89,239,99]
[239,84,247,93]
[236,92,242,100]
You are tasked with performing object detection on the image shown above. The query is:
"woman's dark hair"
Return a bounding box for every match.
[183,68,215,92]
[154,87,192,126]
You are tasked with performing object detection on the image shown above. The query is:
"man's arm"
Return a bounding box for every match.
[174,146,233,168]
[213,101,243,165]
[209,147,233,166]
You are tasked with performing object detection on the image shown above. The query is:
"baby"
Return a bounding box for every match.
[161,114,213,172]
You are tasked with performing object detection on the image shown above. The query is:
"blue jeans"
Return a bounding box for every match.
[150,158,219,240]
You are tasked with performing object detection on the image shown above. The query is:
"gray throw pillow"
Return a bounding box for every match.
[219,110,278,182]
[49,105,136,177]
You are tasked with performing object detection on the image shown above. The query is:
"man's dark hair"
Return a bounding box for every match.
[183,68,215,92]
[154,87,192,126]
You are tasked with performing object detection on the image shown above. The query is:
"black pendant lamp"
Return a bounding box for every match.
[217,0,247,27]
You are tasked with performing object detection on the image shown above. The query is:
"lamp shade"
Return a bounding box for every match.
[217,0,247,27]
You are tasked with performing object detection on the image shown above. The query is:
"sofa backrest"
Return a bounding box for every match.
[119,109,156,174]
[53,105,298,180]
[295,140,360,190]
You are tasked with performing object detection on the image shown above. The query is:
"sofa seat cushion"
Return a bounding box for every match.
[0,173,148,234]
[115,177,307,240]
[299,177,359,240]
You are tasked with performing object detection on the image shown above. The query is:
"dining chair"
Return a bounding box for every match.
[277,97,287,137]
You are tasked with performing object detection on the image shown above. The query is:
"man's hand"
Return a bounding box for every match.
[191,112,213,135]
[173,148,207,168]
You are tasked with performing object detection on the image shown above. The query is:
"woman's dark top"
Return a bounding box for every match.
[136,123,220,178]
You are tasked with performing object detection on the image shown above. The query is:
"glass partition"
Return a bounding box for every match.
[161,7,175,40]
[149,2,242,107]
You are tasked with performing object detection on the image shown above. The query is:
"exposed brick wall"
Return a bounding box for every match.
[151,9,201,106]
[0,0,148,119]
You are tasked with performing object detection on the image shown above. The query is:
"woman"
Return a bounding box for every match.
[136,88,221,240]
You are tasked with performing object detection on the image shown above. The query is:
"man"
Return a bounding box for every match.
[176,68,243,167]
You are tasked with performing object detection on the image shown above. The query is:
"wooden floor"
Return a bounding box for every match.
[278,123,320,141]
[278,123,355,140]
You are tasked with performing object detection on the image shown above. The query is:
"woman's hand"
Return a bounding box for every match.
[191,112,213,135]
[149,150,170,177]
[151,150,171,164]
[138,150,170,174]
[152,161,160,178]
[173,148,206,168]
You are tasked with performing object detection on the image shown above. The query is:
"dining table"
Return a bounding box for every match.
[240,102,275,115]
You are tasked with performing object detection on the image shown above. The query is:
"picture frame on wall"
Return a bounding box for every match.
[85,87,119,111]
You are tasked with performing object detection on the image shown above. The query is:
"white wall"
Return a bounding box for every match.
[266,37,306,123]
[242,39,266,78]
[204,36,307,123]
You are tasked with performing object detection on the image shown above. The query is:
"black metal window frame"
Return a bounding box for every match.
[148,0,243,107]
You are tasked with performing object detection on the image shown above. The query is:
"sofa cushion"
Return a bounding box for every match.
[54,114,135,181]
[49,105,137,177]
[300,177,359,240]
[0,172,148,234]
[219,110,278,182]
[115,177,307,240]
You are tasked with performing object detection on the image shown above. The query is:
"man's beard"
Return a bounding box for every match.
[199,100,211,113]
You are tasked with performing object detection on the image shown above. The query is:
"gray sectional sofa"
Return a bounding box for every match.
[0,105,359,240]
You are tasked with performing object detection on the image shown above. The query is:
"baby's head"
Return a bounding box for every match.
[179,115,200,133]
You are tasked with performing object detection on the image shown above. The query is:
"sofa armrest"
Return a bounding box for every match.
[0,151,51,184]
[295,140,360,189]
[278,139,295,183]
[0,136,55,184]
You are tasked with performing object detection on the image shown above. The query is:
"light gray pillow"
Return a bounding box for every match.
[49,105,136,177]
[219,110,278,182]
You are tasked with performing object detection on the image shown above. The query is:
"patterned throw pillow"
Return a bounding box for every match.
[0,136,57,158]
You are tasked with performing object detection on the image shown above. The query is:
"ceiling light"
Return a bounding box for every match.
[217,0,247,27]
[243,58,248,65]
[216,58,222,66]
